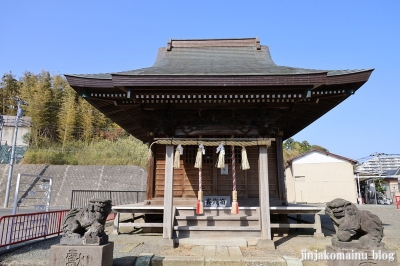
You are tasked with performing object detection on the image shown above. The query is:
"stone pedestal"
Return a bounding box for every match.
[159,238,175,248]
[50,242,114,266]
[326,245,398,266]
[60,234,109,245]
[257,239,275,251]
[314,232,325,239]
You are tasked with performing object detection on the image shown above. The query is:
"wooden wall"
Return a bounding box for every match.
[153,143,278,200]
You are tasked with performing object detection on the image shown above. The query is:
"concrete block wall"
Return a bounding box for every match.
[0,164,147,208]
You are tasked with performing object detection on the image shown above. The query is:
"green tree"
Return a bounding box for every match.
[374,178,386,194]
[0,73,21,114]
[283,137,295,150]
[283,138,328,162]
[310,145,329,152]
[77,98,95,144]
[19,71,59,146]
[299,140,311,153]
[58,85,78,150]
[46,74,66,137]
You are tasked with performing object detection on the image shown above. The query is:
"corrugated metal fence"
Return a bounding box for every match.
[70,190,146,209]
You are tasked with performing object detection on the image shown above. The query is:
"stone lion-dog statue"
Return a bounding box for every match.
[325,198,384,249]
[61,198,112,245]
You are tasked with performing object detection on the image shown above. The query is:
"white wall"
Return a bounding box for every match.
[286,151,357,204]
[1,115,31,146]
[2,126,30,146]
[292,152,347,164]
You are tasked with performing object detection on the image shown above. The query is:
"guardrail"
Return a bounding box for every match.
[70,190,146,209]
[0,210,69,248]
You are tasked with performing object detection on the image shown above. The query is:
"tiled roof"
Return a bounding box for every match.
[68,38,371,79]
[285,149,358,167]
[64,38,374,143]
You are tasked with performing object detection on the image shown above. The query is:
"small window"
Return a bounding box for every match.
[295,176,305,181]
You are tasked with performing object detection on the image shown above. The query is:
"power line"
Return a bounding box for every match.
[357,153,400,163]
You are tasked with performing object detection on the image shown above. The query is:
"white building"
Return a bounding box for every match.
[357,154,400,174]
[285,150,358,204]
[1,115,31,146]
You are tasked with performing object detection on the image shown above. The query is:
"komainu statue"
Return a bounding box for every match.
[60,198,112,245]
[325,198,384,249]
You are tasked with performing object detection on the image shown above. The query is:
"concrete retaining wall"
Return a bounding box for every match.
[0,164,147,208]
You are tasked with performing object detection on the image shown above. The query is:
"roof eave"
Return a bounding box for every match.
[65,68,373,88]
[286,149,358,165]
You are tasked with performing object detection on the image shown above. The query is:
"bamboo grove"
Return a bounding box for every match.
[1,71,118,148]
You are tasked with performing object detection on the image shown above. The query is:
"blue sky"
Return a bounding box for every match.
[1,1,399,161]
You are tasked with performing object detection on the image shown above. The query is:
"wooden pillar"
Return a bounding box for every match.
[146,144,155,200]
[259,145,271,240]
[163,145,174,239]
[276,136,287,201]
[213,149,217,195]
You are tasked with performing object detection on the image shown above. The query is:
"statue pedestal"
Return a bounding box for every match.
[50,242,114,266]
[326,245,398,266]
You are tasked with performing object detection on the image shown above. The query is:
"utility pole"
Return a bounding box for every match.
[3,97,28,208]
[369,152,385,205]
[356,172,362,205]
[0,114,3,147]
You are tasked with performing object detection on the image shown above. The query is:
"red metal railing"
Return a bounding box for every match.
[0,210,69,248]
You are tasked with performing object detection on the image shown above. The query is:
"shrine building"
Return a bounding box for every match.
[65,38,373,247]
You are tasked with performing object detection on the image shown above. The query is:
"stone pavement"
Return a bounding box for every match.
[139,253,296,266]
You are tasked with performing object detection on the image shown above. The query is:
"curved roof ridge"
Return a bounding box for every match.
[112,44,328,76]
[169,37,258,42]
[65,38,373,78]
[168,37,260,50]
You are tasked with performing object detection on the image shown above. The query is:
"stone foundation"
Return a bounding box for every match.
[50,242,114,266]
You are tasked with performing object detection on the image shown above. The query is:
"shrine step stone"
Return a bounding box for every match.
[175,215,259,226]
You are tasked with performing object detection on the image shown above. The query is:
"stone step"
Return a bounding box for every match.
[174,225,260,231]
[175,215,260,226]
[176,220,260,227]
[175,215,259,220]
[150,255,290,266]
[175,229,261,238]
[119,222,164,228]
[270,223,315,229]
[175,238,249,247]
[176,207,259,217]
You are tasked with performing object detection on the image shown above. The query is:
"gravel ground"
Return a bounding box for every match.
[0,204,399,266]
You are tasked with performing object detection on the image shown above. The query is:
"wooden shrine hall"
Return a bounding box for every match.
[65,38,373,247]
